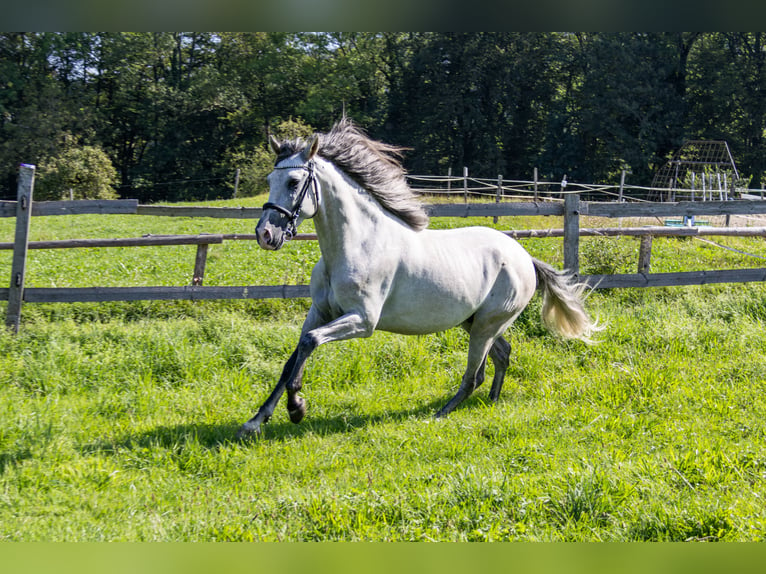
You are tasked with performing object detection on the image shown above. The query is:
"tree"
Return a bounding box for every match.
[687,33,766,187]
[227,117,315,198]
[294,33,391,130]
[385,33,566,177]
[552,33,700,185]
[0,33,74,198]
[92,33,243,201]
[4,32,766,203]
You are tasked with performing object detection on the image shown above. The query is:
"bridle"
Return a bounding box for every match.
[262,159,319,239]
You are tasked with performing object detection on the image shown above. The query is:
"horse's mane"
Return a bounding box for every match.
[274,118,430,231]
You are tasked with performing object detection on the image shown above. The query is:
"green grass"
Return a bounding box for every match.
[1,198,766,540]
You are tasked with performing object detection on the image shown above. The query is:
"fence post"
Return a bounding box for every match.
[702,171,712,201]
[563,192,580,276]
[494,174,502,224]
[233,168,241,198]
[463,167,468,204]
[533,167,539,201]
[192,243,209,286]
[6,164,35,333]
[619,170,626,202]
[637,235,653,274]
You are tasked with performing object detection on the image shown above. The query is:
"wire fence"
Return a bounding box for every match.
[405,171,766,204]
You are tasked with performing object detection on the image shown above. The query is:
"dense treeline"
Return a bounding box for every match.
[2,32,765,201]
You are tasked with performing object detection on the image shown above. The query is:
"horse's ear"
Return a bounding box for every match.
[302,135,319,161]
[269,135,281,155]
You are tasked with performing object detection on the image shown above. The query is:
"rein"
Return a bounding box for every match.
[263,159,319,239]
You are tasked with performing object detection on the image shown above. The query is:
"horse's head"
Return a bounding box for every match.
[256,136,320,251]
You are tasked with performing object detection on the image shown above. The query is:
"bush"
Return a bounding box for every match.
[580,236,636,275]
[37,143,119,200]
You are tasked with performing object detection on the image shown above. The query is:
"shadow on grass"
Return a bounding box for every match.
[0,448,34,475]
[82,392,491,455]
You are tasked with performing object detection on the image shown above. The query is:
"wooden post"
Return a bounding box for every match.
[718,172,723,201]
[494,174,502,224]
[722,173,731,226]
[533,167,539,201]
[563,192,580,276]
[702,171,707,201]
[618,170,626,202]
[233,168,241,198]
[6,164,35,332]
[447,167,452,195]
[192,243,209,286]
[691,173,696,202]
[463,167,468,204]
[686,174,696,226]
[637,235,653,274]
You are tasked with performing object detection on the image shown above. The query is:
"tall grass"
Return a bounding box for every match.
[1,200,766,540]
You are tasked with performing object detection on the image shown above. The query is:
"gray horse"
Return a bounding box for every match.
[237,119,598,438]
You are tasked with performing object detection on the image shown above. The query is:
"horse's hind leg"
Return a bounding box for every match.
[460,320,486,389]
[434,332,495,418]
[488,336,510,402]
[461,320,510,401]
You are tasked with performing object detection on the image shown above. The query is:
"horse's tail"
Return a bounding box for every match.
[532,258,601,343]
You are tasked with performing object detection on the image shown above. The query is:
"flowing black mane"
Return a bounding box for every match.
[273,119,429,231]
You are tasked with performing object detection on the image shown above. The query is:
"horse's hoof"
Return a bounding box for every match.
[288,396,306,424]
[236,420,262,441]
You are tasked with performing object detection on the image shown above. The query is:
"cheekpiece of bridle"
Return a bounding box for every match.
[262,159,319,240]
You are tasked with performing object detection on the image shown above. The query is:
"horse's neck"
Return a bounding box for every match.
[313,165,402,262]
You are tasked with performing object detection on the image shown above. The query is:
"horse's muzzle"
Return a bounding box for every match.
[255,214,289,250]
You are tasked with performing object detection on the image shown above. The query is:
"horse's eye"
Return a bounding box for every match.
[287,178,300,191]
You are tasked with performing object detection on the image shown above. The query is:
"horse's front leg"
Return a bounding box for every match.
[284,310,376,424]
[236,348,300,439]
[236,310,375,439]
[236,304,326,439]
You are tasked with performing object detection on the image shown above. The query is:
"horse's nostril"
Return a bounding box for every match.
[263,228,272,243]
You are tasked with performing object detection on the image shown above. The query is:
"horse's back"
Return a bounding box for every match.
[375,226,536,335]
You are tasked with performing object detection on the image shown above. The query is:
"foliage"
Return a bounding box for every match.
[36,141,119,200]
[228,118,316,198]
[2,33,766,200]
[554,33,698,184]
[580,237,636,275]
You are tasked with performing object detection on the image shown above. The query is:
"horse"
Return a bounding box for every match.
[236,119,598,439]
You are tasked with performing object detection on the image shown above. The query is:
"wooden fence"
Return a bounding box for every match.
[4,164,766,331]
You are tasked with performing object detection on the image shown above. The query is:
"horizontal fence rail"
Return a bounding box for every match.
[0,285,312,304]
[0,234,224,250]
[0,199,139,217]
[135,204,263,219]
[4,164,766,330]
[583,268,766,289]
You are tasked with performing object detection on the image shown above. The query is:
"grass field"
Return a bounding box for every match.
[1,197,766,541]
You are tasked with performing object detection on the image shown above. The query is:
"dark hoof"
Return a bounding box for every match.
[236,413,269,440]
[236,422,261,441]
[288,396,306,424]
